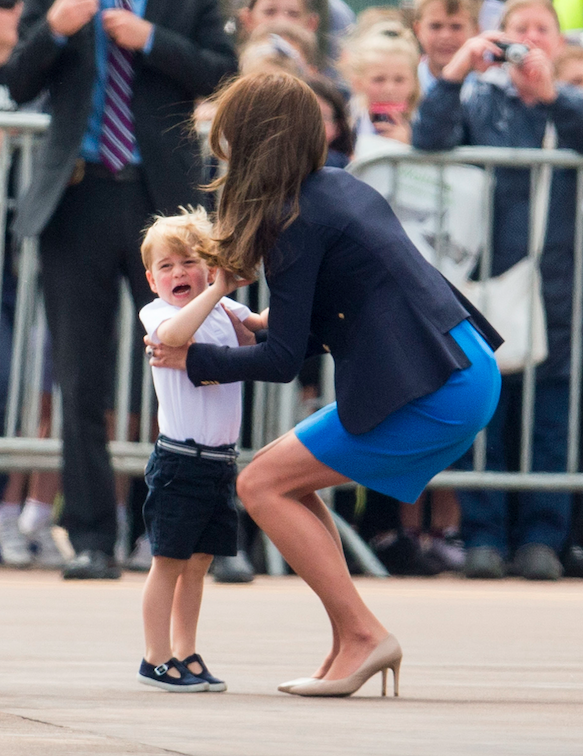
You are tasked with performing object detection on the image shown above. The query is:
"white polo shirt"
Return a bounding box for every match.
[140,297,251,446]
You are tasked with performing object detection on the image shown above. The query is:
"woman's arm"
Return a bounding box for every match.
[185,216,326,386]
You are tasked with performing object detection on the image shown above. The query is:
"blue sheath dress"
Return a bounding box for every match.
[295,319,501,503]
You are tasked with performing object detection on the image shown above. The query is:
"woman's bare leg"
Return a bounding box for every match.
[237,433,388,681]
[300,491,343,678]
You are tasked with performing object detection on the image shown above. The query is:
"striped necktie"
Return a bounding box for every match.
[99,0,136,172]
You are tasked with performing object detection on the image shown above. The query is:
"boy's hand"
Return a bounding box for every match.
[442,31,505,82]
[510,46,556,104]
[214,268,254,296]
[144,335,189,370]
[222,305,257,346]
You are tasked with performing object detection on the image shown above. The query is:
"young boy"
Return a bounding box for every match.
[413,0,478,94]
[137,207,265,692]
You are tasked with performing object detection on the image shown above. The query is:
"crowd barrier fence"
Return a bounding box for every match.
[2,113,583,575]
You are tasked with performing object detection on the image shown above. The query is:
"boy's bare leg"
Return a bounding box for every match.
[142,555,185,676]
[171,552,214,674]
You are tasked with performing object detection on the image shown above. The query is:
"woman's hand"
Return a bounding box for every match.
[144,336,189,370]
[222,305,257,346]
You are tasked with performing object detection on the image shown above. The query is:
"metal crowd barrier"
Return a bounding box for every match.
[3,114,583,575]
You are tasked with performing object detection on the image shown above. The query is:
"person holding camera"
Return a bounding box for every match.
[413,0,583,581]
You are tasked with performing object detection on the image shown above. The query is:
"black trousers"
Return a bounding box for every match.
[40,172,154,556]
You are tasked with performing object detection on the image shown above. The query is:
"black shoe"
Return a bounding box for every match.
[137,658,209,692]
[563,545,583,578]
[513,543,563,581]
[371,533,443,576]
[464,546,505,579]
[212,550,255,583]
[62,550,121,580]
[181,653,227,692]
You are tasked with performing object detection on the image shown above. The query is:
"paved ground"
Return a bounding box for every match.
[0,569,582,756]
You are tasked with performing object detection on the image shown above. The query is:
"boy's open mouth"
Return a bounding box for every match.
[172,284,191,295]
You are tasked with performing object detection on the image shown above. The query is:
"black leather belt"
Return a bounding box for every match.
[69,158,143,185]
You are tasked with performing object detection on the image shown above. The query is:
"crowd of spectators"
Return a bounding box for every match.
[1,0,583,581]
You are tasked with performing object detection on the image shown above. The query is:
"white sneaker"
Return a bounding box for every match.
[126,535,152,572]
[18,500,53,538]
[0,515,32,568]
[32,526,66,569]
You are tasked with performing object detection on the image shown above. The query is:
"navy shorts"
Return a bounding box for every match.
[143,437,239,560]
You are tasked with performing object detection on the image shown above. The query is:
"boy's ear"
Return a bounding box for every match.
[145,269,158,294]
[207,267,217,284]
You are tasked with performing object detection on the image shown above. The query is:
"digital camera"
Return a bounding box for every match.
[492,41,529,65]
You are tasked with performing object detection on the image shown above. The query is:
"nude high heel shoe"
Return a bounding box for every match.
[285,634,402,698]
[277,677,317,693]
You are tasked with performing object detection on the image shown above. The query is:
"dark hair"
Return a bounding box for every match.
[205,72,327,279]
[307,75,354,158]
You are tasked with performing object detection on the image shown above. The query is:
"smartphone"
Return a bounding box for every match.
[369,102,405,125]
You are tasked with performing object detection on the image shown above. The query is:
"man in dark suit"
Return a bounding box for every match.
[4,0,237,578]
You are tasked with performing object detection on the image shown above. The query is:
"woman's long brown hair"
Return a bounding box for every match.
[205,72,327,279]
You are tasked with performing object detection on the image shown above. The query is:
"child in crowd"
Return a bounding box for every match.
[340,22,420,146]
[239,21,320,76]
[555,45,583,88]
[238,0,319,41]
[137,207,266,691]
[413,0,478,94]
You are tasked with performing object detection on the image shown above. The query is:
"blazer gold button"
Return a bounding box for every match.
[338,312,345,319]
[322,344,331,353]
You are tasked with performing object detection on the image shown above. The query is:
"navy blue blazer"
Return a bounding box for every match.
[187,168,502,435]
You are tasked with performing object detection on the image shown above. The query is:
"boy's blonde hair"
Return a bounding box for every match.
[499,0,560,30]
[413,0,480,25]
[141,205,215,271]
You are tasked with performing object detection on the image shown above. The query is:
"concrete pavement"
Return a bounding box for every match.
[1,569,582,756]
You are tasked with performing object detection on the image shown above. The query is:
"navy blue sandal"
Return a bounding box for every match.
[181,653,227,692]
[137,657,209,692]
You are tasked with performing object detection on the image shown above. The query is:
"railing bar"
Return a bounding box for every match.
[567,168,583,472]
[473,165,496,472]
[519,167,540,473]
[23,298,47,437]
[0,133,11,316]
[114,280,133,441]
[139,354,154,443]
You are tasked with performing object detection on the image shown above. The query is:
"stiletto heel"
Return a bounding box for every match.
[285,634,403,698]
[392,656,401,697]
